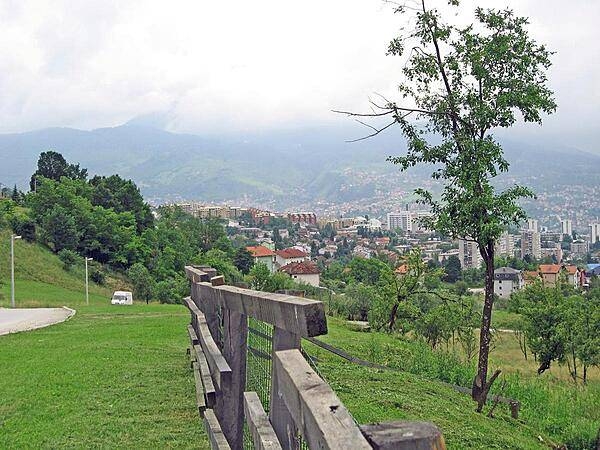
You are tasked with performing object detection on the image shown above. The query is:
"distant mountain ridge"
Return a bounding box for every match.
[1,123,599,209]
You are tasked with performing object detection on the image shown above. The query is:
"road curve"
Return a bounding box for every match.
[0,307,76,336]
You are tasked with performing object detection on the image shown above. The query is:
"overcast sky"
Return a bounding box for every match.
[0,0,598,152]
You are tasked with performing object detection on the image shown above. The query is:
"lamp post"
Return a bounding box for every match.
[11,234,22,308]
[85,257,93,305]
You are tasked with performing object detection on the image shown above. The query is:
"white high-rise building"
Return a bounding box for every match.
[590,223,600,244]
[459,239,483,269]
[387,212,412,231]
[560,219,573,238]
[527,218,539,233]
[387,211,433,233]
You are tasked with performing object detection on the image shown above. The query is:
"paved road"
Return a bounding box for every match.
[0,307,75,336]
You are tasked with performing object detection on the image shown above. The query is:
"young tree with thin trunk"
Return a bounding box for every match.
[337,0,556,411]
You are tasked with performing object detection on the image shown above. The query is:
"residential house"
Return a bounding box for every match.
[494,267,523,298]
[246,245,276,273]
[564,265,581,289]
[538,264,562,287]
[584,263,600,287]
[395,264,409,277]
[275,247,309,269]
[523,270,540,286]
[279,261,321,287]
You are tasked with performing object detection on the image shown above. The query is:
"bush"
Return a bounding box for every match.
[58,249,79,271]
[90,270,105,285]
[10,215,36,242]
[155,277,188,304]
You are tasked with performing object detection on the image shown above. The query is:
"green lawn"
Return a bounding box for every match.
[305,317,600,449]
[0,304,208,449]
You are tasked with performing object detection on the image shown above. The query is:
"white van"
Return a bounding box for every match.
[111,291,133,305]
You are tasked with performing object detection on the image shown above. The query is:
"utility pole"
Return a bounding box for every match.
[11,234,22,308]
[85,257,93,305]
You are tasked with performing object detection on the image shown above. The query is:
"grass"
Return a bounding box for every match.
[0,229,207,448]
[0,229,130,308]
[0,303,208,449]
[1,229,596,448]
[305,317,600,449]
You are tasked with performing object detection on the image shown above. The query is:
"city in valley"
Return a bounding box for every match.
[174,201,600,292]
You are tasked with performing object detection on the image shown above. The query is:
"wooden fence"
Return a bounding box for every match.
[184,265,446,450]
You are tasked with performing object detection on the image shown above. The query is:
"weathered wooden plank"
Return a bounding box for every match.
[184,296,203,320]
[244,392,283,450]
[185,297,231,390]
[196,283,327,337]
[192,361,207,414]
[211,275,225,286]
[359,421,446,450]
[193,344,217,407]
[185,266,212,283]
[188,324,199,346]
[204,409,232,450]
[269,328,301,450]
[195,284,222,345]
[217,309,248,449]
[273,349,371,450]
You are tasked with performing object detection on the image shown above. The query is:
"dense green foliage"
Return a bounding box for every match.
[510,283,600,383]
[1,152,241,304]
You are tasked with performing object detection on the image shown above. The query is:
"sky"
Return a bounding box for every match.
[0,0,598,152]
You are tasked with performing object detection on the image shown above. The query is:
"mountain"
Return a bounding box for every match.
[1,123,599,211]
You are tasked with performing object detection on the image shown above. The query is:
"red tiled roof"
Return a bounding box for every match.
[524,271,540,280]
[565,265,578,274]
[246,245,275,257]
[280,261,320,275]
[539,264,561,274]
[395,264,409,274]
[276,248,307,259]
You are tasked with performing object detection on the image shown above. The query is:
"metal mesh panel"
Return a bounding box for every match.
[244,318,274,449]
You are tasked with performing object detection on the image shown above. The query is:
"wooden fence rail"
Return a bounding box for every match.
[184,265,446,450]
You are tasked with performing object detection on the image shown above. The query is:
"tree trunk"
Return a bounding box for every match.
[472,241,496,412]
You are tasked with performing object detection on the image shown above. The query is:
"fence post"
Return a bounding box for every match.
[359,421,446,450]
[216,279,248,449]
[270,327,301,450]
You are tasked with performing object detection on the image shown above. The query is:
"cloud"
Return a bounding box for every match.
[0,0,597,151]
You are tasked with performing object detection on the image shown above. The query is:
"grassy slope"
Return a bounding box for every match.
[307,317,599,449]
[0,229,207,448]
[0,229,128,308]
[0,304,207,448]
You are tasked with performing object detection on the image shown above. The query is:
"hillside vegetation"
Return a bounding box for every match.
[308,317,600,449]
[0,229,125,307]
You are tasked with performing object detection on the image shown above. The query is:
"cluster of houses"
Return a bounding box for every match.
[493,264,600,298]
[245,245,321,287]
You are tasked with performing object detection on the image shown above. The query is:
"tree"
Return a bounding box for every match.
[233,247,254,274]
[30,151,87,190]
[11,185,21,205]
[339,1,555,411]
[127,262,155,304]
[442,255,462,283]
[58,249,79,271]
[88,175,154,232]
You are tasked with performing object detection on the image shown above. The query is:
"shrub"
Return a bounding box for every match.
[58,249,79,271]
[90,270,105,285]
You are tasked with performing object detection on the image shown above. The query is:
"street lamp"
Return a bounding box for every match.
[85,257,93,305]
[11,234,22,308]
